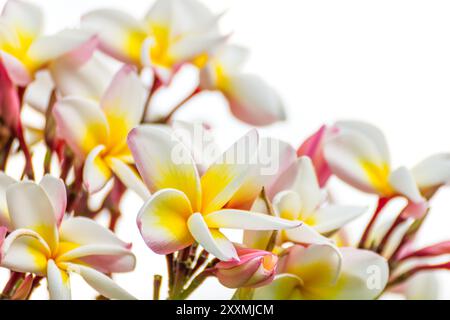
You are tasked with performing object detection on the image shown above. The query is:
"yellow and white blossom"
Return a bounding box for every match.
[82,0,225,82]
[0,0,96,86]
[128,126,300,261]
[1,175,136,300]
[253,244,389,300]
[53,65,149,198]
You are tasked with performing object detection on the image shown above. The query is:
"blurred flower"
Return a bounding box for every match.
[1,175,136,300]
[53,65,149,198]
[82,0,225,82]
[253,244,389,300]
[128,126,300,261]
[199,45,286,126]
[389,272,440,300]
[323,121,426,203]
[214,246,277,288]
[244,156,366,249]
[0,0,97,86]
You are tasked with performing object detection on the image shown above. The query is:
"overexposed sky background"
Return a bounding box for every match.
[1,0,450,299]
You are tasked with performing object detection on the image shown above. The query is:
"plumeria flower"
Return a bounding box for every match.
[82,0,225,82]
[53,65,150,199]
[199,45,286,126]
[253,244,389,300]
[0,0,96,86]
[323,121,426,203]
[214,246,277,288]
[128,126,300,261]
[245,156,366,249]
[0,175,136,300]
[388,272,440,300]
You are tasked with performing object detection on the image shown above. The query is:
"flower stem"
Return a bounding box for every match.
[153,275,162,300]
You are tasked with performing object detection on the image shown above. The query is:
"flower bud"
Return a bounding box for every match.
[214,247,277,288]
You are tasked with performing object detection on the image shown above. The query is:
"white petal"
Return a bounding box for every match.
[1,0,43,39]
[283,223,334,246]
[108,157,150,200]
[83,145,112,194]
[313,205,367,234]
[187,212,237,261]
[204,209,301,230]
[66,263,136,300]
[389,167,423,203]
[291,157,322,217]
[39,175,67,226]
[6,181,58,251]
[0,172,16,229]
[47,259,71,300]
[412,154,450,190]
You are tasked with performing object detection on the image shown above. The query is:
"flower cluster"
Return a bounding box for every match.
[0,0,449,300]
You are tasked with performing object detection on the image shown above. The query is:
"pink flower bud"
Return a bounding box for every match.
[297,125,332,187]
[214,247,278,288]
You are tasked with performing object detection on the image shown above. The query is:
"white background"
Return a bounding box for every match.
[1,0,450,299]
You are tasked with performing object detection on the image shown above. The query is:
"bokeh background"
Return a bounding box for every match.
[1,0,450,299]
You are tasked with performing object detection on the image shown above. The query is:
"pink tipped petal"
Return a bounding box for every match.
[187,212,237,261]
[82,9,146,65]
[108,157,150,200]
[137,189,194,255]
[66,263,136,300]
[6,182,58,251]
[389,167,423,203]
[58,244,136,273]
[83,145,112,194]
[39,175,67,226]
[313,205,367,234]
[53,97,109,158]
[127,125,201,210]
[225,73,286,126]
[101,65,147,149]
[201,129,259,214]
[47,259,71,300]
[204,209,300,230]
[59,216,129,248]
[0,52,32,86]
[297,125,332,187]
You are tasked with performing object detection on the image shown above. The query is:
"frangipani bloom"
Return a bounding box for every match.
[245,156,365,249]
[214,246,277,288]
[128,126,300,261]
[53,65,149,199]
[1,175,136,300]
[323,121,425,203]
[199,45,286,126]
[82,0,225,81]
[0,0,96,86]
[253,244,389,300]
